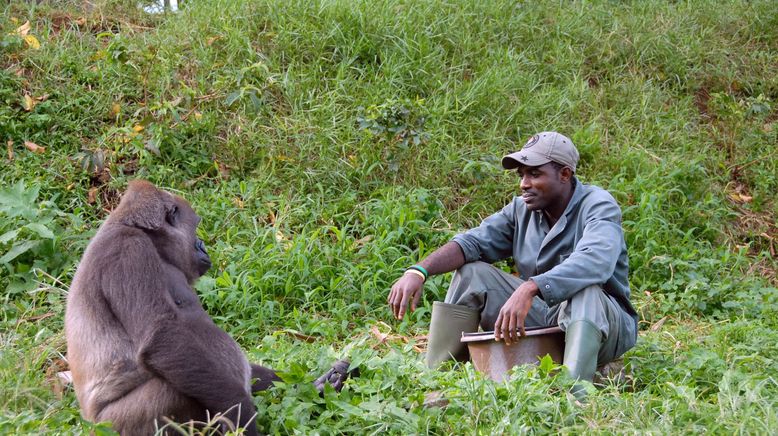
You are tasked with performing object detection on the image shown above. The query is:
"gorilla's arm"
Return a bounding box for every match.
[101,232,175,339]
[139,323,257,435]
[251,364,281,392]
[103,231,258,435]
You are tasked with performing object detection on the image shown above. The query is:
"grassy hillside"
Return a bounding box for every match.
[1,0,776,433]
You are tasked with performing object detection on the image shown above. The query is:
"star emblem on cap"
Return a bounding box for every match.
[520,155,528,161]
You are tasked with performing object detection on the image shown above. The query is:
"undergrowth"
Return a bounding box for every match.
[1,0,776,434]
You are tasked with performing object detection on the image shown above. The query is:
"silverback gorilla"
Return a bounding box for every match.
[65,180,350,435]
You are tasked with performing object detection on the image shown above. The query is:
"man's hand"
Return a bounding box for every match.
[494,280,539,345]
[388,272,425,320]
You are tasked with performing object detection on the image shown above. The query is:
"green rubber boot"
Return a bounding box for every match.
[563,320,602,399]
[426,301,479,369]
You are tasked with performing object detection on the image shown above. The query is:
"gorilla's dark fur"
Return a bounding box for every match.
[65,180,279,435]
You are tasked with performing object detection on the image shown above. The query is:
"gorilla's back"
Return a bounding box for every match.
[65,224,151,419]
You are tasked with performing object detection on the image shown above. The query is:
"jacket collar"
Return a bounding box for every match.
[539,177,581,249]
[561,177,583,217]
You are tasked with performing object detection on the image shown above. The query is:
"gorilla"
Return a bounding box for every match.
[65,180,350,435]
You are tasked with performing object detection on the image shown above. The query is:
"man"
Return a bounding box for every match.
[387,131,638,391]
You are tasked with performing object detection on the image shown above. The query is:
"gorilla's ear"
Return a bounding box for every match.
[114,180,174,230]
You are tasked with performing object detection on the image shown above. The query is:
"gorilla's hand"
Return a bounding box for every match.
[313,360,357,394]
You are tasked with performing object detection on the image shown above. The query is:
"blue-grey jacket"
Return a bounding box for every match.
[452,178,638,330]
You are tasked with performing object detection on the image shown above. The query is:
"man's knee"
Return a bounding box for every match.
[445,262,497,308]
[559,285,626,364]
[452,261,492,281]
[559,285,613,332]
[575,284,607,299]
[565,285,609,314]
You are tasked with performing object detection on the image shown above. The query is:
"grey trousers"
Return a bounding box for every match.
[444,261,628,366]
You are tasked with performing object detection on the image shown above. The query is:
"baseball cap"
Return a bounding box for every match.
[501,131,579,172]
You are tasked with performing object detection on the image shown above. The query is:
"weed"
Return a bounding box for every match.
[0,0,777,434]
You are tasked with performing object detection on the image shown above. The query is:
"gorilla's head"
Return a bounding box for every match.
[111,180,212,283]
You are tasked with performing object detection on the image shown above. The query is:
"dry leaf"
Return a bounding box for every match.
[24,141,45,154]
[232,197,244,209]
[22,94,35,111]
[279,328,317,343]
[132,124,144,133]
[728,192,753,203]
[206,36,221,46]
[44,358,70,399]
[218,161,230,179]
[6,140,14,161]
[368,322,422,349]
[24,34,41,49]
[422,391,449,409]
[110,102,121,118]
[15,21,31,37]
[371,325,389,343]
[650,316,667,332]
[49,370,73,399]
[75,17,86,26]
[87,187,98,204]
[57,370,72,384]
[22,312,55,322]
[354,235,373,248]
[20,95,45,112]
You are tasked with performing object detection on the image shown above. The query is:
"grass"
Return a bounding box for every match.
[1,0,777,434]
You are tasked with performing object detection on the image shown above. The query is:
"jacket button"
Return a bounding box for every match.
[545,285,550,289]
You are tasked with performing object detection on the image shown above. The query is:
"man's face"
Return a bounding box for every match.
[517,163,569,212]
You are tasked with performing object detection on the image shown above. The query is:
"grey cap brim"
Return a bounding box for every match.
[501,150,552,170]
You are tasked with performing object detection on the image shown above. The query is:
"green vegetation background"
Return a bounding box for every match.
[1,0,776,433]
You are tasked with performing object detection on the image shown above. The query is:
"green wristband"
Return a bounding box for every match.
[408,265,429,279]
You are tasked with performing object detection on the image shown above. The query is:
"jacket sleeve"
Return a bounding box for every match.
[451,198,518,264]
[530,194,624,306]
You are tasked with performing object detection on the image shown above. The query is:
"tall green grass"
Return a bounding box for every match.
[1,0,776,433]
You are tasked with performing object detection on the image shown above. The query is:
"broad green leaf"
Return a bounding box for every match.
[225,90,242,106]
[0,181,39,219]
[7,277,33,294]
[24,223,55,239]
[333,400,362,416]
[248,91,262,109]
[0,229,20,244]
[539,354,554,374]
[0,240,39,264]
